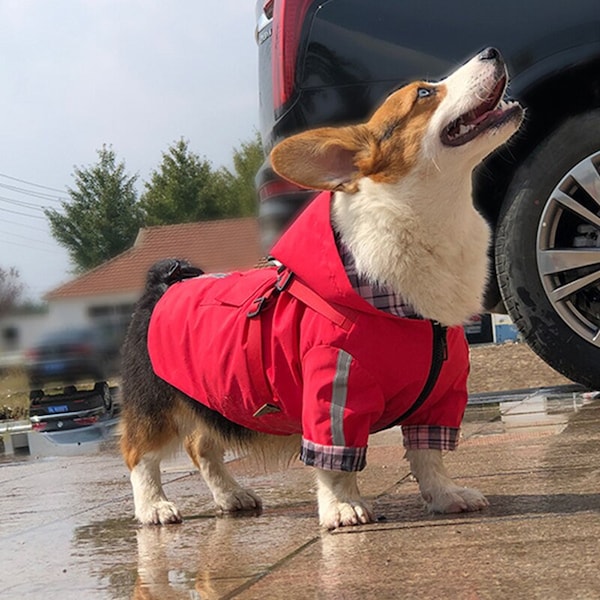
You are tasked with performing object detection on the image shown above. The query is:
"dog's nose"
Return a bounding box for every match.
[479,47,500,61]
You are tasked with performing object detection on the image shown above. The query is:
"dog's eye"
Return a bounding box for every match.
[417,87,433,99]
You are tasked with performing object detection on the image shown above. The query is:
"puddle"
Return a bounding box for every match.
[500,394,572,433]
[463,389,595,438]
[27,417,119,457]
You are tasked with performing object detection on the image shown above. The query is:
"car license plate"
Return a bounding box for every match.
[47,405,69,414]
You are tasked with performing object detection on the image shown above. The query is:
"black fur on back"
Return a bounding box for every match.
[120,258,257,443]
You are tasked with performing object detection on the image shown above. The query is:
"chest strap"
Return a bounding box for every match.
[245,267,355,410]
[247,267,354,330]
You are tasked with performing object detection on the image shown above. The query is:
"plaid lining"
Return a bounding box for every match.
[402,425,460,451]
[337,238,421,319]
[301,439,367,472]
[299,238,458,469]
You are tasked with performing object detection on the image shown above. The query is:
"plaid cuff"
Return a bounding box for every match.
[401,425,460,451]
[300,439,367,472]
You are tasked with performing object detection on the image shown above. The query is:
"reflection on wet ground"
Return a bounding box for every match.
[463,389,595,437]
[2,391,600,599]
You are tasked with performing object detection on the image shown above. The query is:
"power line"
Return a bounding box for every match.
[0,229,59,249]
[0,238,65,254]
[0,206,47,220]
[0,217,48,234]
[0,172,67,194]
[0,195,47,212]
[0,182,66,203]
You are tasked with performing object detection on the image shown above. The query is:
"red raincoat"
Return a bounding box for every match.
[148,192,469,471]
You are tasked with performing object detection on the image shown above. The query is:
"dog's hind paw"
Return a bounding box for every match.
[214,487,263,513]
[424,485,489,514]
[319,500,374,530]
[137,500,183,525]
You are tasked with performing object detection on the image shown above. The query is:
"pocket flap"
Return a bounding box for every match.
[213,268,277,307]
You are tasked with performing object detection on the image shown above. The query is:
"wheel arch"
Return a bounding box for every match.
[477,52,600,227]
[476,53,600,311]
[494,110,600,387]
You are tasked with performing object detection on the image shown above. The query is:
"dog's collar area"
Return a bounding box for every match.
[335,236,422,319]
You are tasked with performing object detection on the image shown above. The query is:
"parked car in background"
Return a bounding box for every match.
[29,382,113,432]
[255,0,600,388]
[24,326,121,387]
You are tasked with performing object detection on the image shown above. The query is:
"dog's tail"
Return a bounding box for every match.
[145,258,204,292]
[127,258,204,322]
[120,259,204,466]
[120,259,204,412]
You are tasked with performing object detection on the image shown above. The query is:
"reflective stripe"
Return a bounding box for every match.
[330,350,352,446]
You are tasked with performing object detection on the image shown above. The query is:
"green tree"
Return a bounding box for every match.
[218,132,264,217]
[45,146,143,271]
[140,138,226,225]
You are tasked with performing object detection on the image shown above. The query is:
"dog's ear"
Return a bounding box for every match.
[270,125,377,193]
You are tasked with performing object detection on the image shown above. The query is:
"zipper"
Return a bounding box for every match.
[386,320,448,428]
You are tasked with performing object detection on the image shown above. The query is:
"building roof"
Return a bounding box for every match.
[46,218,262,300]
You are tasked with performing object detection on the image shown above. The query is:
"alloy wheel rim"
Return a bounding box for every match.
[537,150,600,347]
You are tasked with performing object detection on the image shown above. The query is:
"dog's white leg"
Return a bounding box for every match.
[131,452,182,525]
[186,436,262,513]
[199,452,263,513]
[315,469,374,529]
[406,448,488,513]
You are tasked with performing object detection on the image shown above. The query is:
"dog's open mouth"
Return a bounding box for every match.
[441,76,522,147]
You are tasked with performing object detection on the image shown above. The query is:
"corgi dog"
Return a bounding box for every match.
[120,47,523,530]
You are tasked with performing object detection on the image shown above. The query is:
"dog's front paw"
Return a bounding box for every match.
[214,487,263,513]
[424,485,488,514]
[315,469,373,529]
[137,500,183,525]
[319,499,374,530]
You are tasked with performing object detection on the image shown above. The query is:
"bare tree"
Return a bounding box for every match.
[0,267,23,317]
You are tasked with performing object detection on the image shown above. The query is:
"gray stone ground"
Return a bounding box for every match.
[2,393,600,599]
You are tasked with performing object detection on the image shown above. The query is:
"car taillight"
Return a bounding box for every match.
[24,348,39,361]
[73,415,99,426]
[31,422,47,432]
[272,0,314,109]
[263,0,274,19]
[73,343,94,355]
[257,178,308,203]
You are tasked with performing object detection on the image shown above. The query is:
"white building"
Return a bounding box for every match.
[0,217,262,361]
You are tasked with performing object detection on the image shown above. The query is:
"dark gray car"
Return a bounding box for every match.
[255,0,600,388]
[25,326,120,387]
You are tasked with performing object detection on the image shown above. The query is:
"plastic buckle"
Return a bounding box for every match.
[276,269,293,292]
[247,296,268,318]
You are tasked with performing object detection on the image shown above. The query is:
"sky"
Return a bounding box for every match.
[0,0,259,301]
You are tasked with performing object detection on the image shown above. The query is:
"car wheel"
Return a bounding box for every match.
[496,110,600,389]
[94,381,113,417]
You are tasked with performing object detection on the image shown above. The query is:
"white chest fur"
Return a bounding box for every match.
[331,175,490,326]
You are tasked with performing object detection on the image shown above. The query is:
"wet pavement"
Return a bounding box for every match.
[2,392,600,599]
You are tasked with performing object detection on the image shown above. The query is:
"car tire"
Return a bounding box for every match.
[94,381,113,417]
[496,110,600,389]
